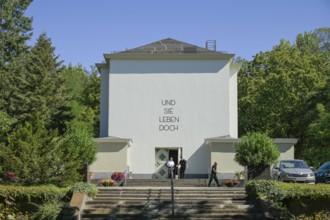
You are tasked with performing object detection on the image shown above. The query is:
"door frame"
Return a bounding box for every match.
[154,147,182,179]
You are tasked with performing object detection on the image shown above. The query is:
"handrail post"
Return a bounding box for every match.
[171,167,174,219]
[124,165,129,186]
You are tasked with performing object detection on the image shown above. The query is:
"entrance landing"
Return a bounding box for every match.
[124,178,244,188]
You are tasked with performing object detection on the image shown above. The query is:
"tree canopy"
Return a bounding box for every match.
[238,29,330,165]
[0,1,99,185]
[0,0,33,67]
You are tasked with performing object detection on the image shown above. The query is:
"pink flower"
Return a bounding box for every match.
[111,172,125,181]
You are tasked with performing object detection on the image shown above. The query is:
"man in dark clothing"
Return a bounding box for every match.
[208,162,220,187]
[178,157,188,179]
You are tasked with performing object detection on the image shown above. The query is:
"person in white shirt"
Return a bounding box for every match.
[166,157,175,178]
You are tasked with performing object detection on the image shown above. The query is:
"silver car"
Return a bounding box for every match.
[271,160,315,184]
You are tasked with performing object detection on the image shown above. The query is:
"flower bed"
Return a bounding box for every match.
[98,178,116,187]
[222,179,240,187]
[98,172,125,187]
[111,172,125,182]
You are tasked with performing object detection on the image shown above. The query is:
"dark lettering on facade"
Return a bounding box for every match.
[159,99,179,132]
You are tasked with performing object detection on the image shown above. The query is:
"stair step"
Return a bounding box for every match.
[85,200,253,208]
[122,179,244,187]
[82,213,263,220]
[81,181,263,220]
[85,203,255,209]
[90,199,249,204]
[94,195,247,199]
[85,205,255,214]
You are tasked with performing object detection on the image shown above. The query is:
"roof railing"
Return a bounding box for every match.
[109,50,228,54]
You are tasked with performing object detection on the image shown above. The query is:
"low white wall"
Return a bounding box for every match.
[89,142,128,173]
[209,140,296,174]
[210,143,243,173]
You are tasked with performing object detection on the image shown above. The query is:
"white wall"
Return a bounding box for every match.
[275,142,295,160]
[101,59,235,175]
[99,67,110,137]
[229,64,239,138]
[209,140,295,174]
[89,142,129,172]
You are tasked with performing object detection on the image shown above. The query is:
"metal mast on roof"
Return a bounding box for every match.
[206,40,216,51]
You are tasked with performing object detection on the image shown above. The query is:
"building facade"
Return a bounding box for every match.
[91,38,297,179]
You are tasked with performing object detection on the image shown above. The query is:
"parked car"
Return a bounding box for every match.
[315,161,330,184]
[271,160,315,184]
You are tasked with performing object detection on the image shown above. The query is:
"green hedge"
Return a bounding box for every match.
[246,180,330,218]
[0,183,97,219]
[0,182,97,204]
[0,184,71,204]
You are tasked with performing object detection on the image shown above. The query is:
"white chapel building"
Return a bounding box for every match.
[91,38,297,179]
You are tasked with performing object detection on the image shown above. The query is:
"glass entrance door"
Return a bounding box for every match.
[154,148,169,179]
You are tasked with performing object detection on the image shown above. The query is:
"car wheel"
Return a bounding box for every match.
[325,178,330,184]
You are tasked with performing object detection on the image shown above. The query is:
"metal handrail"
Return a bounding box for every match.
[124,165,130,186]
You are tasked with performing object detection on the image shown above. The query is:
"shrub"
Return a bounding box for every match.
[246,180,330,218]
[235,132,280,179]
[296,210,330,220]
[30,202,63,220]
[4,172,18,182]
[71,182,98,197]
[0,185,70,204]
[0,195,29,220]
[246,180,285,201]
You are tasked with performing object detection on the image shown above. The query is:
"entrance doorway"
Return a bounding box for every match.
[169,149,178,176]
[154,148,180,179]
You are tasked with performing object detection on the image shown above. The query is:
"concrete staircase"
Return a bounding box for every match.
[125,178,210,187]
[82,179,265,220]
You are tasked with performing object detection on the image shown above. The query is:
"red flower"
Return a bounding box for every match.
[4,172,16,181]
[111,172,125,181]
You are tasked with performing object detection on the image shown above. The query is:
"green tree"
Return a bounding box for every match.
[27,33,67,126]
[0,2,99,185]
[314,27,330,53]
[84,66,100,137]
[238,32,329,158]
[0,0,32,67]
[0,57,27,138]
[61,125,97,166]
[0,118,97,185]
[304,80,330,166]
[0,109,12,141]
[52,124,97,185]
[0,0,33,140]
[62,65,100,137]
[235,132,280,179]
[302,28,330,167]
[0,118,61,185]
[3,33,69,132]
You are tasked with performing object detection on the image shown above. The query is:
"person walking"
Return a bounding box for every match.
[208,162,220,187]
[166,157,175,179]
[178,156,188,179]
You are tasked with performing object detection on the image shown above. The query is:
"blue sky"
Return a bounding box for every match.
[26,0,330,68]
